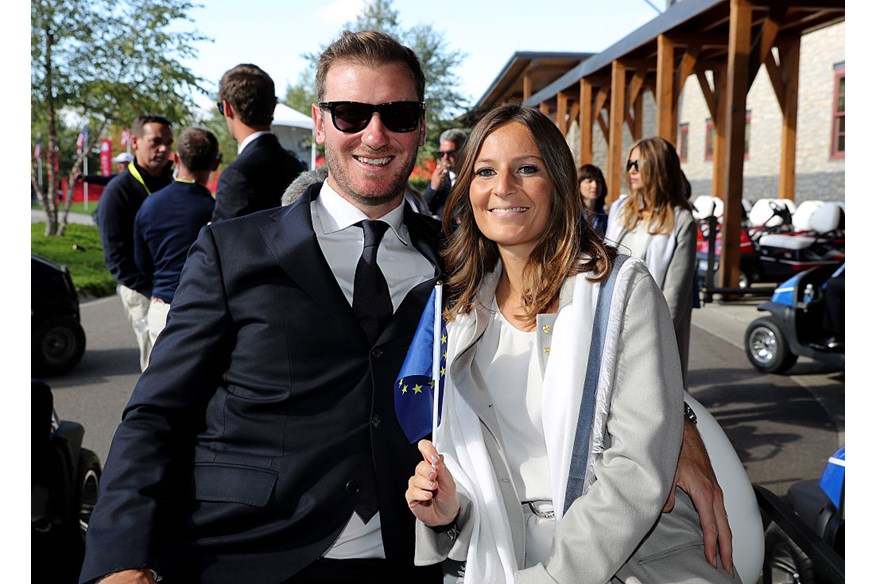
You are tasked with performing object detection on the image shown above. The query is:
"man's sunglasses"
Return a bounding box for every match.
[318,101,426,134]
[438,149,458,158]
[626,159,640,172]
[216,101,225,116]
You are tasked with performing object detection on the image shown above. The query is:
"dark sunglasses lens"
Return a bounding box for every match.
[216,102,224,115]
[627,160,638,172]
[380,103,421,133]
[332,103,372,133]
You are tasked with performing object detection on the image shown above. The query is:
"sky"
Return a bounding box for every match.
[182,0,663,113]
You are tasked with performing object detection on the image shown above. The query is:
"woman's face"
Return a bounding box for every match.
[579,177,599,208]
[469,122,553,258]
[627,146,643,193]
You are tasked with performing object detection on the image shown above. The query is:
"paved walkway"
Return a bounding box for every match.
[31,210,95,225]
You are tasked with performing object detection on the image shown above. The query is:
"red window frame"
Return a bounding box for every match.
[830,66,845,159]
[678,122,689,163]
[705,113,750,161]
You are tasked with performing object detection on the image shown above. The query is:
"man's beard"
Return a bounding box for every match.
[324,145,418,208]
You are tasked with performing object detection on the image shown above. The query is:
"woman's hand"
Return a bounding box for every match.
[405,439,460,528]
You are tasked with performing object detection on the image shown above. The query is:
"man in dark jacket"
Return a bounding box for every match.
[212,63,306,222]
[133,127,219,348]
[96,114,174,371]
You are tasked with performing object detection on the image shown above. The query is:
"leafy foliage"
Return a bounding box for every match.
[32,0,211,234]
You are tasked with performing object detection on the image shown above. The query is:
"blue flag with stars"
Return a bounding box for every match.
[394,285,447,443]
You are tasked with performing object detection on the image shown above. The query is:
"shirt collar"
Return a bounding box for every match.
[238,131,271,154]
[315,181,410,246]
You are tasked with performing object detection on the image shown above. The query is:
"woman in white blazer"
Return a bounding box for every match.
[405,106,738,583]
[605,137,698,383]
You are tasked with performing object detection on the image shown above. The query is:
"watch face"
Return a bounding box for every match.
[684,402,697,424]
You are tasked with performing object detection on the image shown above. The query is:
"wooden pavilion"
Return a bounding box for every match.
[471,0,844,289]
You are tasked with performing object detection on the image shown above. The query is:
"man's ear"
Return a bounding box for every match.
[312,103,326,145]
[171,152,181,166]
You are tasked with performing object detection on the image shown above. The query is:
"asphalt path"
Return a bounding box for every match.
[42,292,844,501]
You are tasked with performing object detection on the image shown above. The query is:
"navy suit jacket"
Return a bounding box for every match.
[212,133,306,222]
[81,183,444,583]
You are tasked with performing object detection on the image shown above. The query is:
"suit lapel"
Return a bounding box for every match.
[260,183,364,337]
[260,184,446,345]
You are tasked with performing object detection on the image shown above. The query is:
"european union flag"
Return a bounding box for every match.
[394,285,447,443]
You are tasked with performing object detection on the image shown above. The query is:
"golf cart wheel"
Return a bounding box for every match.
[762,523,816,584]
[32,317,86,375]
[76,449,101,540]
[745,317,798,373]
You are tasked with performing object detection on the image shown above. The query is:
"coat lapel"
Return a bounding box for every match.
[260,184,445,345]
[260,183,364,337]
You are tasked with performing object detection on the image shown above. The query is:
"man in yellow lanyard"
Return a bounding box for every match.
[96,114,174,371]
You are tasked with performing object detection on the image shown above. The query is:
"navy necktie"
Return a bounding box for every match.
[353,220,393,344]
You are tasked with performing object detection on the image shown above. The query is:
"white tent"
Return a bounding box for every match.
[271,103,316,169]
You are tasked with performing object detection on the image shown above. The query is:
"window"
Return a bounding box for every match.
[678,123,689,163]
[705,119,714,161]
[705,112,750,161]
[830,64,845,159]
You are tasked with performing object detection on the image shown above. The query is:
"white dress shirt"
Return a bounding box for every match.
[313,181,434,559]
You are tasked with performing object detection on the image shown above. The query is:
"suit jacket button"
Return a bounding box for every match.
[345,480,360,495]
[372,348,383,359]
[371,414,381,428]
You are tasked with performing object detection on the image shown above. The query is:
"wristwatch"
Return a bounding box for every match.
[683,401,698,425]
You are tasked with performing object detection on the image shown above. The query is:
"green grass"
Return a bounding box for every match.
[31,223,116,300]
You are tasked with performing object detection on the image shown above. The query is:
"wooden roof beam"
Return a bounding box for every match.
[747,4,787,89]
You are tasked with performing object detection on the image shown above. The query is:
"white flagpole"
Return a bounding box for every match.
[431,282,443,444]
[83,154,89,211]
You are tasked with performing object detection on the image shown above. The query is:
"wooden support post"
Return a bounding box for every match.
[579,78,593,166]
[656,35,675,141]
[557,92,569,135]
[778,38,800,200]
[607,60,627,206]
[719,0,752,291]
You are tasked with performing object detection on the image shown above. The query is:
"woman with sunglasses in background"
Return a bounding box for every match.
[605,136,697,383]
[577,163,609,236]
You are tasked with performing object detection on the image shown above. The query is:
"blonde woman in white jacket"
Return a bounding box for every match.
[605,137,698,383]
[405,105,739,583]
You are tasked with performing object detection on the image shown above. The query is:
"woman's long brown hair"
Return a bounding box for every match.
[441,104,617,327]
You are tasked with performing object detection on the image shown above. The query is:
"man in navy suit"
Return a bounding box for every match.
[81,31,444,584]
[211,63,306,222]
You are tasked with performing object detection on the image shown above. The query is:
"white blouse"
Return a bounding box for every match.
[472,299,551,502]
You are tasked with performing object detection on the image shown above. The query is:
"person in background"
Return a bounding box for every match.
[75,152,134,187]
[133,127,219,350]
[80,30,444,584]
[97,114,174,371]
[577,163,608,236]
[281,165,329,206]
[405,105,739,583]
[423,128,466,218]
[212,63,306,222]
[606,136,697,384]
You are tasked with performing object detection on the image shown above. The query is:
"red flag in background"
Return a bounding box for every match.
[120,128,131,147]
[34,133,41,159]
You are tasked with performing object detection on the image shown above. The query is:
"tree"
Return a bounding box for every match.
[31,0,210,236]
[282,0,468,161]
